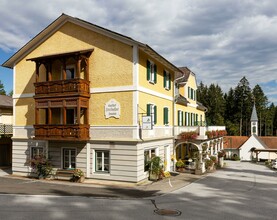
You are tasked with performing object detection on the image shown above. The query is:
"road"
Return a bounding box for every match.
[0,161,276,220]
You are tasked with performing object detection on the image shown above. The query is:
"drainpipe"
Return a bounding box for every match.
[173,73,185,172]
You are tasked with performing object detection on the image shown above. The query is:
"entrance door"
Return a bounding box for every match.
[63,148,76,169]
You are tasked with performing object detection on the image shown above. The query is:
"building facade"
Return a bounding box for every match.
[2,14,220,182]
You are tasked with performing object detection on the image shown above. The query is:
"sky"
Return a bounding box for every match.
[0,0,277,104]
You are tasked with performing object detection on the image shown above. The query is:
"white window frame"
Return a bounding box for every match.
[61,147,77,169]
[149,61,155,84]
[95,150,110,173]
[178,110,183,126]
[31,147,44,159]
[147,103,157,125]
[164,70,170,90]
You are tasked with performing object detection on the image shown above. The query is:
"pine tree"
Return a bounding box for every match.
[0,80,6,95]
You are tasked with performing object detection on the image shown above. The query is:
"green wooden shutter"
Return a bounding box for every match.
[164,107,169,125]
[168,73,171,90]
[147,104,151,116]
[181,111,184,126]
[163,71,166,88]
[188,113,190,126]
[154,64,157,84]
[147,60,151,81]
[154,105,157,124]
[177,110,180,126]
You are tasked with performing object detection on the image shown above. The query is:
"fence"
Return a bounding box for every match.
[0,124,13,135]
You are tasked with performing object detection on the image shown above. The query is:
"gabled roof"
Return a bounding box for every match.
[252,134,268,149]
[224,136,249,149]
[2,14,180,73]
[224,135,276,150]
[0,95,12,109]
[259,137,277,149]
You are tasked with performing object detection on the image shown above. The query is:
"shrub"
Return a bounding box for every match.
[210,156,218,164]
[232,155,240,161]
[205,159,214,169]
[176,159,185,168]
[30,155,53,178]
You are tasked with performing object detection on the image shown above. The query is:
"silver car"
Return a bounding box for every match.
[272,160,277,169]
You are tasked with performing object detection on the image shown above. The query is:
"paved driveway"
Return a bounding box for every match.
[155,161,277,220]
[0,162,276,220]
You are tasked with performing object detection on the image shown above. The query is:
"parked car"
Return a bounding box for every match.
[272,160,277,169]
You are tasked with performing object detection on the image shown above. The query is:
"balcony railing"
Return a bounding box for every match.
[0,124,13,135]
[34,124,90,141]
[34,79,90,96]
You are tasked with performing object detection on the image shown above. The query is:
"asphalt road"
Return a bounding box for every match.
[0,161,276,220]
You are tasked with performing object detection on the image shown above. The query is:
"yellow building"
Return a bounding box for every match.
[2,14,215,182]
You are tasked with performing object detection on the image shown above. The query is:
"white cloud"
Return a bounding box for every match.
[0,0,277,103]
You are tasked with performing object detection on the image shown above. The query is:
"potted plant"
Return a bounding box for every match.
[148,156,164,181]
[175,159,185,172]
[205,159,214,171]
[71,169,85,183]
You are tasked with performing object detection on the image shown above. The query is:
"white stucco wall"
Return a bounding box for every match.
[239,135,267,161]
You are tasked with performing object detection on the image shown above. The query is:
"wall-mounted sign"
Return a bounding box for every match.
[142,116,152,130]
[105,99,120,119]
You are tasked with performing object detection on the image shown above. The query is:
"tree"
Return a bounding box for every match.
[233,77,253,136]
[252,84,268,136]
[0,80,6,95]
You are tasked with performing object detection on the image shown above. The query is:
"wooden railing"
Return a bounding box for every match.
[34,124,90,141]
[34,79,90,96]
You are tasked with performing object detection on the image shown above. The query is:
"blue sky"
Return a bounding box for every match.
[0,0,277,104]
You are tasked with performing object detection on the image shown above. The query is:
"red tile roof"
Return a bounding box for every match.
[259,137,277,149]
[224,136,249,149]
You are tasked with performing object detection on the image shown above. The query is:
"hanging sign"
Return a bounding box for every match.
[105,99,120,119]
[142,116,152,130]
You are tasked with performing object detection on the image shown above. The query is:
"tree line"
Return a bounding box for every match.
[0,80,13,96]
[197,76,277,136]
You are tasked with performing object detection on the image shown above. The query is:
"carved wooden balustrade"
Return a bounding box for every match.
[34,124,90,141]
[34,79,90,97]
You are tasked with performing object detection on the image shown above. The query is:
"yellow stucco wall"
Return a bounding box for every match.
[138,50,174,96]
[90,92,133,125]
[14,21,134,126]
[14,98,35,125]
[139,92,173,126]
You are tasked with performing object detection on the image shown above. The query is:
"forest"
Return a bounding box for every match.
[1,78,276,136]
[197,76,277,136]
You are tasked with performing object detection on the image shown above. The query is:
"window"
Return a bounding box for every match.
[66,65,75,79]
[63,148,76,169]
[163,70,171,90]
[95,150,110,172]
[66,108,76,124]
[144,149,156,171]
[163,107,169,125]
[31,147,44,159]
[178,110,183,126]
[147,104,157,125]
[147,60,157,84]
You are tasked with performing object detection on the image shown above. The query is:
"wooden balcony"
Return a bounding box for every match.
[34,124,90,141]
[34,79,90,97]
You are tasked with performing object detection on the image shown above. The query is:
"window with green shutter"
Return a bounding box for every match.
[147,104,157,125]
[146,60,157,84]
[178,110,183,126]
[163,70,171,90]
[163,107,169,125]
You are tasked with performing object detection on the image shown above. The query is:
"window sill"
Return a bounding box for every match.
[148,80,155,85]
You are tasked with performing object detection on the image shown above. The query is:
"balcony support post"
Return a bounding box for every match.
[76,58,81,79]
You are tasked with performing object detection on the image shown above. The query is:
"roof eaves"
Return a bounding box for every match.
[2,14,69,69]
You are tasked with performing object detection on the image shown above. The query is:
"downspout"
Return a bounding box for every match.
[173,73,185,171]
